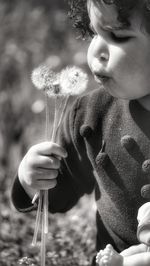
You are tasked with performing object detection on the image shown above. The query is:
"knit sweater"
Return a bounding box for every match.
[11,87,150,253]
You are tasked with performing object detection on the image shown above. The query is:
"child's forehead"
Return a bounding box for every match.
[87,0,132,31]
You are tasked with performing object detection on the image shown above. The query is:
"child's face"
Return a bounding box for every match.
[87,0,150,100]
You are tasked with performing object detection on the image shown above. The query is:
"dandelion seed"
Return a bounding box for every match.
[59,66,88,95]
[46,76,60,97]
[31,64,56,92]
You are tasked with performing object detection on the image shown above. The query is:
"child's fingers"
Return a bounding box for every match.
[33,141,68,158]
[33,156,61,170]
[18,142,67,193]
[31,169,58,182]
[35,178,57,190]
[29,169,58,190]
[36,169,58,179]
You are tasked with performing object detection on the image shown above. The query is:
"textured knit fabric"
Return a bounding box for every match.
[11,87,150,253]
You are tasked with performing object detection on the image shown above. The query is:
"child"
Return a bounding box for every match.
[11,0,150,265]
[96,202,150,266]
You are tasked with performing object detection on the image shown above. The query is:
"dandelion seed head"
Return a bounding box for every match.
[31,64,56,92]
[31,65,88,97]
[46,75,61,97]
[59,66,88,95]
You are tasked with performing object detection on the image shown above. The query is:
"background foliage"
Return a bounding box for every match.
[0,0,97,265]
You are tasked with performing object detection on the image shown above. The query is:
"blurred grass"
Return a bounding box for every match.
[0,1,97,265]
[0,195,96,266]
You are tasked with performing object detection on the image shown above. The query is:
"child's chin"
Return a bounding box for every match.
[108,90,137,100]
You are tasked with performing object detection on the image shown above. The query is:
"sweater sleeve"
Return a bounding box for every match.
[11,175,37,212]
[11,96,95,213]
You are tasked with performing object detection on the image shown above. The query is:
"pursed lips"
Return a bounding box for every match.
[93,72,111,84]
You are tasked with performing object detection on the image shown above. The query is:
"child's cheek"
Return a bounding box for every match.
[87,39,95,70]
[108,46,125,67]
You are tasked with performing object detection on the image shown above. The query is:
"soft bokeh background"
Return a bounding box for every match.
[0,1,97,265]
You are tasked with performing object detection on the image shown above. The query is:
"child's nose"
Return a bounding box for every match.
[93,37,109,64]
[92,50,109,73]
[91,56,109,73]
[100,52,109,62]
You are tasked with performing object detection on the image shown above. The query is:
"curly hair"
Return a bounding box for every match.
[67,0,150,37]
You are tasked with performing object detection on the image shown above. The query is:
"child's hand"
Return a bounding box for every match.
[18,141,68,198]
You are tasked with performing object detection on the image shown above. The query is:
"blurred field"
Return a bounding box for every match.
[0,0,97,265]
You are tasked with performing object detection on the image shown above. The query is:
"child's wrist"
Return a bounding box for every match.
[18,171,36,201]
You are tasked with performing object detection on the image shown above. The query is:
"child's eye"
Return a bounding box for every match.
[89,24,97,38]
[89,29,95,38]
[110,32,132,43]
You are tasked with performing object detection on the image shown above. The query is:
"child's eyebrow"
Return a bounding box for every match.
[103,24,130,32]
[90,20,131,33]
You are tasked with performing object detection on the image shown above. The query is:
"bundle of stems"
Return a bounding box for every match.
[32,93,70,266]
[31,65,88,266]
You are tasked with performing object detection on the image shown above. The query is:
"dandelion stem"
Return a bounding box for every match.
[56,95,69,131]
[32,192,39,204]
[32,92,50,205]
[55,95,65,121]
[41,207,47,266]
[45,91,50,140]
[51,96,58,141]
[32,191,43,246]
[44,190,49,234]
[41,92,50,245]
[32,92,50,246]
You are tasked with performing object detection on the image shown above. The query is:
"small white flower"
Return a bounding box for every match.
[31,64,56,91]
[59,66,88,95]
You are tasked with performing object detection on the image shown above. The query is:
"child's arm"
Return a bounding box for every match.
[11,96,95,213]
[120,243,147,256]
[96,244,150,266]
[123,252,150,266]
